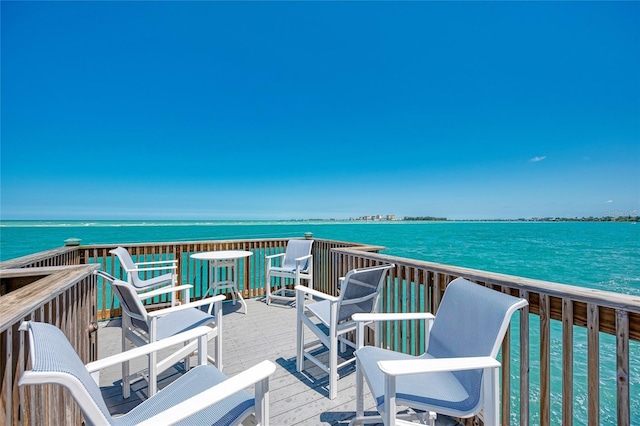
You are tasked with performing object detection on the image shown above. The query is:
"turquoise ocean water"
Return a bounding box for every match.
[1,220,638,423]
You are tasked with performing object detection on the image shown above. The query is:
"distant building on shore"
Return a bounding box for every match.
[349,214,398,222]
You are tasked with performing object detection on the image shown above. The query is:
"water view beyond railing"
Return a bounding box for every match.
[1,237,638,425]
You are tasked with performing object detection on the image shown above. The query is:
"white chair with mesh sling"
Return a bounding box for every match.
[19,321,276,426]
[265,239,314,305]
[295,263,395,400]
[110,246,178,305]
[351,277,528,426]
[97,270,224,399]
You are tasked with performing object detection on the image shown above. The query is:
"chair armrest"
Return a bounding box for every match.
[354,312,435,349]
[85,326,212,373]
[295,254,312,272]
[126,264,177,273]
[138,284,193,300]
[136,360,277,426]
[135,259,178,266]
[147,294,225,317]
[294,285,339,302]
[378,356,500,376]
[265,253,286,261]
[353,312,435,323]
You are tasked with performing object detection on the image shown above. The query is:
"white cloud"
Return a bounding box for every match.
[529,156,547,162]
[606,200,614,203]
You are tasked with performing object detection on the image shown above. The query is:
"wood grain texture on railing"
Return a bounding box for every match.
[0,264,98,426]
[0,247,80,270]
[330,247,639,426]
[79,238,373,320]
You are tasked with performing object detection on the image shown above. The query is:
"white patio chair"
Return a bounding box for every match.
[19,321,276,426]
[296,263,395,400]
[97,270,224,398]
[351,277,528,426]
[265,239,314,305]
[110,246,178,305]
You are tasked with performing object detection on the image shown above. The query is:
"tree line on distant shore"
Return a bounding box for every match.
[559,216,639,222]
[403,216,639,222]
[403,216,448,221]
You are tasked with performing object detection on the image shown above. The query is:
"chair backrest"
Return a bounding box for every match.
[110,246,145,287]
[425,278,528,410]
[96,271,149,331]
[337,264,394,323]
[19,321,113,425]
[282,239,314,271]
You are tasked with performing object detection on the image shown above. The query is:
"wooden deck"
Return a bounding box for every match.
[97,297,459,425]
[4,240,638,425]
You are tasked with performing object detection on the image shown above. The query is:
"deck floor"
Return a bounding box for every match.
[97,297,460,425]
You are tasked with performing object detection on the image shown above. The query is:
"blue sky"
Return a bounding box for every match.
[2,1,639,220]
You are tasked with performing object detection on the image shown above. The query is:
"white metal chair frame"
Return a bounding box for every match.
[19,321,276,426]
[265,239,314,305]
[110,246,179,305]
[97,270,224,398]
[295,264,395,400]
[351,277,529,426]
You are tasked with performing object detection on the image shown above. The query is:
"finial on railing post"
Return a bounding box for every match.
[304,232,313,239]
[64,238,81,246]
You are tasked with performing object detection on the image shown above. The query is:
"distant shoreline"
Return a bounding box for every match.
[401,215,639,223]
[0,216,638,226]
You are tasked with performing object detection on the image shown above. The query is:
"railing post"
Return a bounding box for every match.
[587,303,600,425]
[616,309,630,426]
[540,293,551,426]
[562,298,574,426]
[501,286,512,426]
[520,290,530,426]
[176,245,184,301]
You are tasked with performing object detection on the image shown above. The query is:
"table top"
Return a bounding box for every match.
[191,250,253,261]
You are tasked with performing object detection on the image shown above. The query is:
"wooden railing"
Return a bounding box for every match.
[78,238,378,320]
[0,264,99,426]
[1,237,638,425]
[330,247,640,426]
[0,246,81,270]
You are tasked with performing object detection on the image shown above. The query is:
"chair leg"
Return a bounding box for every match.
[295,270,310,301]
[355,357,364,421]
[265,270,271,305]
[305,277,313,300]
[183,341,191,372]
[215,320,223,371]
[340,337,347,354]
[384,374,397,426]
[149,351,158,396]
[428,412,437,426]
[329,331,338,400]
[483,367,499,426]
[149,322,158,397]
[296,290,305,372]
[255,376,270,426]
[278,278,287,298]
[122,323,131,399]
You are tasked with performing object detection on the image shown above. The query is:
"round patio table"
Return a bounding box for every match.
[191,250,253,314]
